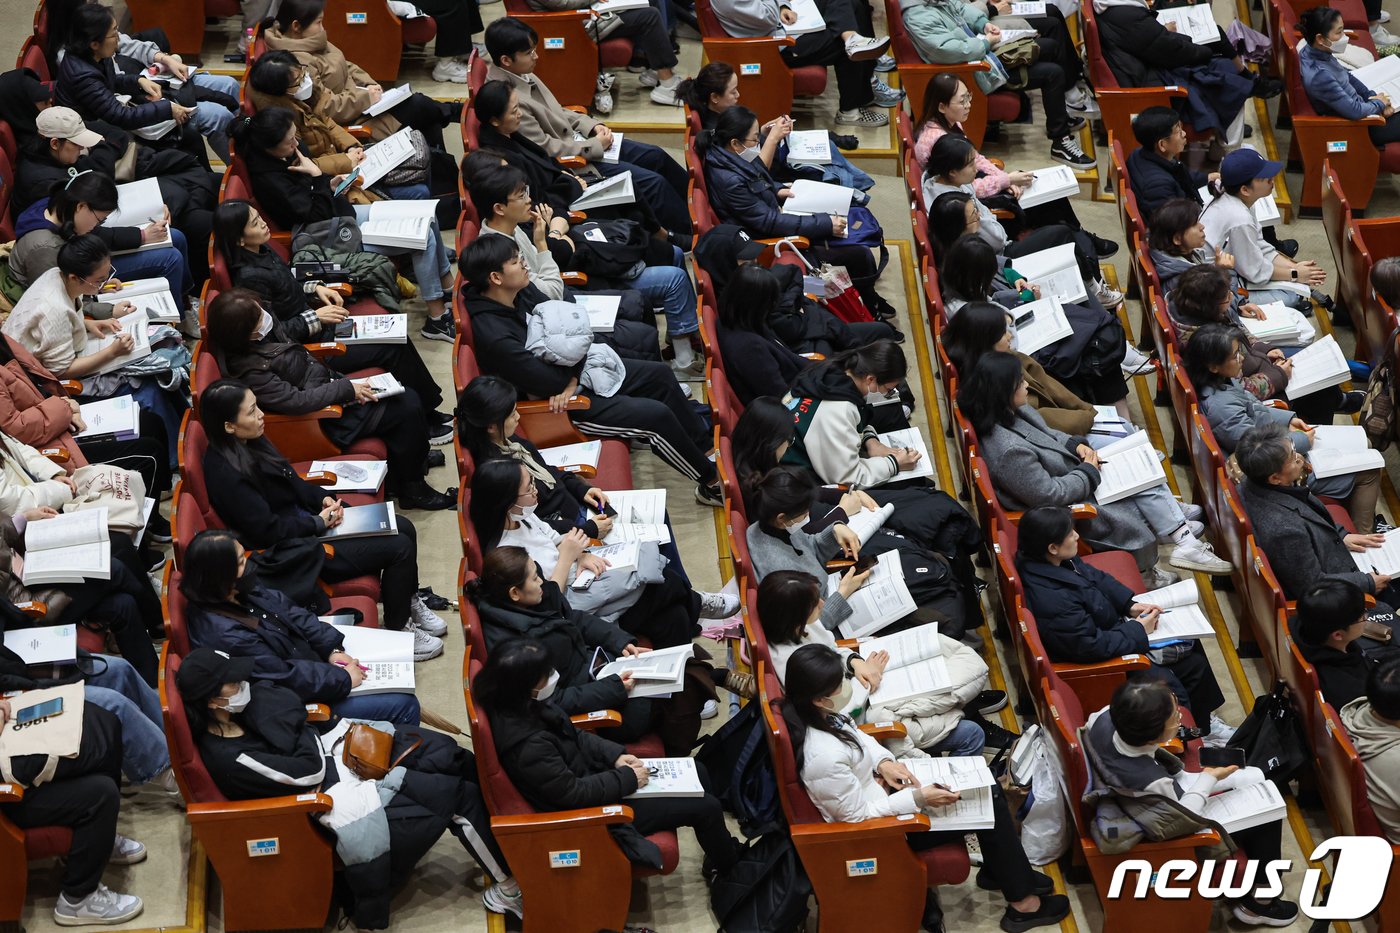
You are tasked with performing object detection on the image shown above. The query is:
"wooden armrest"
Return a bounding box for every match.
[491,805,635,835]
[835,638,860,649]
[1263,399,1290,409]
[557,156,587,169]
[556,463,599,478]
[825,559,855,571]
[518,396,591,414]
[566,210,587,222]
[1054,654,1151,675]
[0,782,23,803]
[40,447,69,463]
[1159,737,1185,755]
[561,271,589,286]
[270,231,293,246]
[301,470,337,486]
[346,125,373,140]
[992,209,1016,220]
[987,157,1005,170]
[59,380,82,395]
[1366,594,1377,608]
[563,105,589,114]
[14,600,47,619]
[790,812,931,843]
[324,283,352,296]
[187,793,334,821]
[570,709,624,730]
[307,342,347,358]
[264,406,344,423]
[1004,503,1095,524]
[322,544,335,560]
[800,352,826,361]
[305,704,331,722]
[859,720,908,740]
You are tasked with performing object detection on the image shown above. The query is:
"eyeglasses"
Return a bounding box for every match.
[518,480,539,499]
[508,187,532,202]
[953,94,973,105]
[80,268,116,290]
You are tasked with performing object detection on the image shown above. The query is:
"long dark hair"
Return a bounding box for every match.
[697,105,756,157]
[756,570,822,645]
[464,545,535,606]
[732,397,797,508]
[180,529,244,605]
[956,350,1024,436]
[472,79,514,126]
[941,301,1011,376]
[230,108,297,159]
[456,375,521,468]
[939,235,999,303]
[473,637,554,715]
[925,134,977,181]
[718,264,780,334]
[928,191,974,267]
[213,200,256,272]
[274,0,325,33]
[205,288,264,358]
[1015,505,1074,562]
[64,3,113,62]
[468,458,528,552]
[676,62,735,112]
[47,172,118,239]
[198,377,292,483]
[828,340,906,384]
[55,233,108,282]
[750,465,818,530]
[915,72,967,137]
[1182,322,1245,391]
[248,50,302,97]
[782,643,859,774]
[1170,264,1232,325]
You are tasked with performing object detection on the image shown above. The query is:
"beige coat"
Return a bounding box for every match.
[1020,351,1097,436]
[247,85,360,176]
[2,267,87,377]
[484,63,606,161]
[261,27,403,140]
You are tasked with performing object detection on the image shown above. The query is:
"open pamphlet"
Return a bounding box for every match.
[105,178,172,254]
[573,293,620,333]
[875,428,935,482]
[786,130,832,166]
[83,311,153,375]
[829,550,917,639]
[584,540,640,575]
[1089,404,1135,441]
[1352,54,1400,111]
[599,130,624,163]
[1011,295,1074,356]
[320,502,398,540]
[22,508,111,585]
[352,373,407,399]
[1131,579,1217,645]
[1155,5,1218,43]
[1308,424,1386,479]
[592,643,693,698]
[359,200,438,249]
[780,0,827,35]
[592,0,650,11]
[333,314,409,344]
[781,179,854,217]
[1092,431,1168,505]
[3,624,77,665]
[625,757,707,798]
[75,396,140,442]
[1015,165,1079,210]
[308,459,388,493]
[1177,771,1287,833]
[362,83,413,118]
[904,757,997,830]
[1350,527,1400,576]
[101,277,181,322]
[356,128,418,189]
[862,623,954,706]
[1237,301,1313,345]
[329,623,416,693]
[1284,335,1351,399]
[1011,243,1087,305]
[843,502,895,546]
[601,488,672,545]
[1009,0,1046,13]
[539,440,603,472]
[571,171,636,211]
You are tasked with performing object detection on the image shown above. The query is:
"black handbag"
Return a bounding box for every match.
[1227,681,1309,784]
[710,832,812,933]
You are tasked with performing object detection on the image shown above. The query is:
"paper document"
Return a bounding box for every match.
[905,757,997,830]
[352,373,406,399]
[574,293,620,333]
[84,311,152,374]
[830,550,917,638]
[75,396,139,441]
[330,624,415,694]
[1195,779,1287,833]
[571,172,635,211]
[22,508,111,585]
[586,540,640,574]
[786,130,832,166]
[875,428,935,482]
[996,28,1038,42]
[781,179,855,217]
[602,488,672,545]
[860,623,944,669]
[593,643,692,698]
[337,314,409,344]
[1237,302,1312,344]
[1011,295,1074,356]
[540,441,603,471]
[599,131,624,163]
[781,0,827,35]
[1155,5,1219,43]
[1350,528,1400,575]
[308,459,388,493]
[1309,424,1385,478]
[356,128,418,189]
[362,83,413,117]
[102,278,181,322]
[868,657,952,706]
[843,502,894,546]
[359,199,439,249]
[625,757,707,797]
[1284,335,1351,399]
[592,0,651,11]
[1352,54,1400,108]
[1131,580,1217,644]
[2,624,77,665]
[1012,243,1087,305]
[1092,431,1167,504]
[1016,165,1079,209]
[1010,0,1046,13]
[105,178,164,229]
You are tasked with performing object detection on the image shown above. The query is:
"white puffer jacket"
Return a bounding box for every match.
[801,716,922,823]
[867,633,989,757]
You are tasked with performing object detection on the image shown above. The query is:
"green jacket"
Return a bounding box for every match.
[899,0,998,93]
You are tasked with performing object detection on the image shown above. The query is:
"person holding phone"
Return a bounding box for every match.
[1085,679,1298,927]
[783,644,1069,932]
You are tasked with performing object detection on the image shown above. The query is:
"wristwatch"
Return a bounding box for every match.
[1290,269,1299,280]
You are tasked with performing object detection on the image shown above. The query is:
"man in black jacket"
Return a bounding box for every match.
[1294,579,1387,710]
[461,235,723,505]
[1126,106,1215,220]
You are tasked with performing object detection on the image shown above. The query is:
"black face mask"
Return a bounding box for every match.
[233,566,259,597]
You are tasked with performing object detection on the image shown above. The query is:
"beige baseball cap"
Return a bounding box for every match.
[35,107,103,148]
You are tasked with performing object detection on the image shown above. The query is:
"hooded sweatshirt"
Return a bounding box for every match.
[1340,697,1400,841]
[781,362,899,487]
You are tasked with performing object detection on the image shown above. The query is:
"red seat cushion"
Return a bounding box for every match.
[595,439,634,491]
[25,826,73,860]
[328,595,382,627]
[636,830,680,877]
[77,629,106,654]
[599,38,635,68]
[401,16,437,46]
[1082,550,1146,592]
[1380,143,1400,175]
[986,91,1021,123]
[791,66,828,98]
[1323,502,1356,533]
[916,841,972,885]
[326,574,382,601]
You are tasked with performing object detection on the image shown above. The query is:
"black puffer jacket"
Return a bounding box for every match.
[488,700,638,812]
[1096,3,1212,88]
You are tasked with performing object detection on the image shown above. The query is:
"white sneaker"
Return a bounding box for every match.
[407,621,445,661]
[638,68,661,87]
[698,590,741,619]
[964,832,984,866]
[700,698,720,720]
[649,83,680,106]
[843,34,891,61]
[1142,567,1181,589]
[1120,344,1154,376]
[1169,538,1233,575]
[431,57,470,83]
[834,107,889,127]
[1092,277,1125,310]
[1180,502,1205,523]
[109,835,147,866]
[1373,22,1400,44]
[1383,10,1392,22]
[1065,81,1101,114]
[54,885,144,927]
[1203,714,1237,747]
[481,879,523,918]
[410,595,448,636]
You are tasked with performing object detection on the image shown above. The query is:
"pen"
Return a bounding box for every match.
[334,661,370,672]
[100,281,136,291]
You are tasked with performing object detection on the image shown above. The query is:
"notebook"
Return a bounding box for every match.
[1131,580,1218,645]
[329,624,416,694]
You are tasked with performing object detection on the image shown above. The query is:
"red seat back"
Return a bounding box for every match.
[161,651,232,804]
[726,508,754,592]
[0,150,14,243]
[465,655,549,816]
[164,570,194,657]
[759,669,837,827]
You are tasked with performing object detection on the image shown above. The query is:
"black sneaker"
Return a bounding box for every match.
[1050,135,1094,168]
[978,868,1054,895]
[398,482,457,511]
[1339,389,1367,414]
[1377,515,1396,534]
[979,718,1020,750]
[1066,114,1087,131]
[1274,237,1299,258]
[1090,234,1119,258]
[1251,74,1284,99]
[695,481,724,507]
[424,449,446,469]
[417,586,455,610]
[421,313,455,343]
[428,420,454,446]
[974,689,1008,716]
[831,133,860,151]
[1232,897,1299,927]
[146,513,173,544]
[1001,893,1070,932]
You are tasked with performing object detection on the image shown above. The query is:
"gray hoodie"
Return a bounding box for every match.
[1340,697,1400,841]
[711,0,785,38]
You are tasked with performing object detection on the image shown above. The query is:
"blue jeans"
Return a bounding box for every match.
[353,204,452,302]
[929,718,987,757]
[332,691,422,725]
[623,246,698,337]
[111,227,193,298]
[187,73,237,137]
[595,139,691,234]
[85,655,169,783]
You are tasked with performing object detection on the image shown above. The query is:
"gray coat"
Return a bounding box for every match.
[746,520,853,631]
[1196,381,1293,453]
[1240,478,1374,599]
[979,405,1156,553]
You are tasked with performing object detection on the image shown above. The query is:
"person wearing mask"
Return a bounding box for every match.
[197,378,450,658]
[1294,578,1376,710]
[1300,5,1400,147]
[180,528,422,724]
[176,646,519,925]
[1084,679,1299,926]
[783,643,1070,931]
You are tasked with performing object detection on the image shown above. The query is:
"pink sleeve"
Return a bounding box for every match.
[913,123,944,168]
[972,152,1010,197]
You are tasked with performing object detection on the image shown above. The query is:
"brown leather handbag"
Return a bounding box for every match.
[341,724,421,781]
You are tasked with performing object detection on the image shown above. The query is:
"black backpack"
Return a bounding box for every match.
[565,219,650,283]
[710,832,812,933]
[693,700,783,837]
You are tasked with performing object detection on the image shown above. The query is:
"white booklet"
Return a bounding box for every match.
[599,131,624,163]
[1308,424,1386,479]
[1011,243,1087,305]
[308,459,388,493]
[1350,527,1400,575]
[334,314,409,345]
[781,0,827,35]
[1178,771,1287,833]
[875,428,935,482]
[781,179,854,217]
[359,200,438,249]
[83,311,152,375]
[1011,295,1074,356]
[2,623,77,665]
[1010,0,1046,13]
[625,757,707,798]
[1092,431,1168,504]
[786,130,832,166]
[585,540,640,574]
[573,293,620,333]
[1237,301,1311,344]
[357,128,418,189]
[105,178,172,254]
[22,508,111,585]
[1352,53,1400,108]
[571,172,636,211]
[1016,165,1079,209]
[362,83,413,117]
[601,488,671,546]
[102,277,181,322]
[330,624,416,692]
[352,373,406,399]
[829,550,917,639]
[904,757,997,830]
[540,440,603,472]
[863,623,954,706]
[1155,5,1218,43]
[1285,335,1351,399]
[843,502,895,546]
[1131,579,1217,645]
[592,643,693,698]
[592,0,651,12]
[75,396,140,442]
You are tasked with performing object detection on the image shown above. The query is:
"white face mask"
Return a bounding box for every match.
[291,73,314,100]
[1327,34,1349,53]
[532,669,560,701]
[784,513,810,531]
[1007,327,1019,351]
[513,502,537,519]
[222,681,252,714]
[738,144,762,163]
[826,679,854,713]
[254,310,275,340]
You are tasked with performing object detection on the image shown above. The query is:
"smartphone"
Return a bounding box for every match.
[333,169,361,197]
[852,554,878,574]
[333,319,356,339]
[16,696,63,725]
[1199,746,1245,769]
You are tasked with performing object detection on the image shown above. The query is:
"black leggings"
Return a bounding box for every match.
[324,387,430,490]
[909,782,1039,901]
[385,92,457,152]
[629,762,739,871]
[331,343,444,413]
[617,564,700,648]
[56,531,162,684]
[322,513,418,630]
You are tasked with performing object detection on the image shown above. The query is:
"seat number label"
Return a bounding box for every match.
[549,850,582,868]
[545,37,565,49]
[741,63,761,75]
[1328,141,1348,152]
[846,858,878,876]
[247,838,280,857]
[346,12,366,23]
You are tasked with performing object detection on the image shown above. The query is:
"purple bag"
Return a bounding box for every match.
[1227,19,1271,64]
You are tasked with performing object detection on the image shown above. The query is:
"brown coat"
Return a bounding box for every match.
[246,85,360,176]
[0,511,69,619]
[261,27,403,140]
[1019,351,1096,436]
[0,337,85,473]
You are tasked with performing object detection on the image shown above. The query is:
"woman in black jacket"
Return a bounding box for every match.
[181,528,421,724]
[198,378,448,659]
[177,646,520,927]
[1014,505,1231,738]
[474,638,742,877]
[715,264,815,406]
[204,289,454,508]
